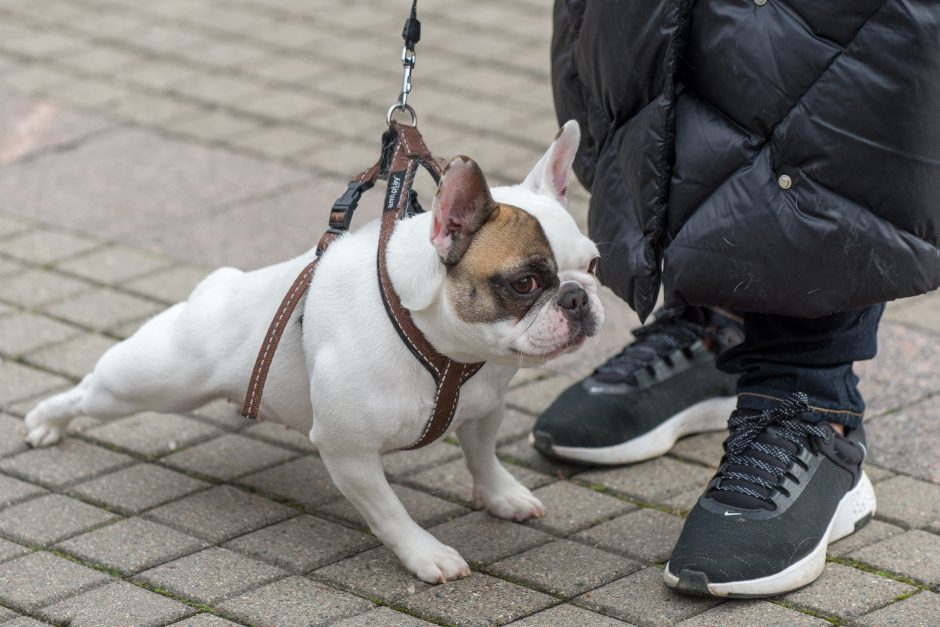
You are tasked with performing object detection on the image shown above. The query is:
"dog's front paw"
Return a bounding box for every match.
[24,420,62,448]
[399,534,471,584]
[475,482,546,522]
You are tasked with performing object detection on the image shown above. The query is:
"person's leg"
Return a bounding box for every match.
[719,304,884,428]
[665,305,882,598]
[531,306,744,465]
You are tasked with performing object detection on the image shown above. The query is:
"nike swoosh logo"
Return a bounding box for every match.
[723,511,742,516]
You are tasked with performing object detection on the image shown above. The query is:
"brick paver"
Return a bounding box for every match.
[0,0,937,623]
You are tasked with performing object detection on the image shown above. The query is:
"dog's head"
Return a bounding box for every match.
[425,120,604,367]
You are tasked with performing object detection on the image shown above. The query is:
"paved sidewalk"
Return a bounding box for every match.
[1,0,939,625]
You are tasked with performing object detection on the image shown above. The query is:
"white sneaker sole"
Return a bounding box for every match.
[532,396,736,465]
[663,471,877,597]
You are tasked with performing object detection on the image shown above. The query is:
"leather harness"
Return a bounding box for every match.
[241,122,484,450]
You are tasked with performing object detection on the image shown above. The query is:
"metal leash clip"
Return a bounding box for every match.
[387,1,420,126]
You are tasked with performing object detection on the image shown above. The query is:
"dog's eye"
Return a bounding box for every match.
[587,257,599,275]
[510,275,539,295]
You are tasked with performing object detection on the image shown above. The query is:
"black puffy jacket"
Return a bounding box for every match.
[552,0,940,320]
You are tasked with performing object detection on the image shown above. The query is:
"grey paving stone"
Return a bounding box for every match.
[44,287,162,333]
[867,397,940,483]
[86,412,220,458]
[226,125,322,157]
[0,360,70,408]
[164,110,264,142]
[134,176,353,270]
[495,408,539,444]
[578,457,714,503]
[497,438,590,479]
[0,256,22,279]
[851,529,940,585]
[169,615,242,627]
[866,464,896,484]
[0,312,81,357]
[2,616,49,627]
[828,519,904,557]
[0,473,45,508]
[0,268,92,309]
[333,607,436,626]
[58,517,206,575]
[0,230,100,265]
[874,475,940,528]
[223,515,377,574]
[162,433,297,481]
[316,483,470,528]
[429,511,554,567]
[887,292,940,334]
[242,421,316,453]
[0,214,32,239]
[506,376,574,415]
[381,441,463,480]
[783,562,914,620]
[136,547,286,605]
[121,265,209,305]
[0,414,26,459]
[38,580,193,626]
[0,437,132,488]
[70,462,210,514]
[238,456,343,510]
[314,546,432,604]
[678,600,827,626]
[491,539,639,597]
[191,399,247,431]
[573,508,685,564]
[406,458,554,506]
[857,322,940,417]
[577,566,720,625]
[0,537,28,564]
[56,245,173,284]
[854,590,940,626]
[24,332,117,380]
[0,605,15,622]
[509,604,630,626]
[403,572,555,627]
[526,481,635,536]
[0,552,110,612]
[147,485,295,543]
[219,576,373,627]
[0,492,117,546]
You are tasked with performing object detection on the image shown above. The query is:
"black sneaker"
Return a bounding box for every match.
[530,307,742,465]
[664,394,876,598]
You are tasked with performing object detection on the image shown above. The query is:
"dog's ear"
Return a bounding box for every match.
[430,156,497,265]
[521,119,580,206]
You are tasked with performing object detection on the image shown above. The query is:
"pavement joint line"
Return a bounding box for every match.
[770,598,843,625]
[827,556,924,588]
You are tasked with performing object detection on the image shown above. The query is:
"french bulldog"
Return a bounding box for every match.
[23,120,604,583]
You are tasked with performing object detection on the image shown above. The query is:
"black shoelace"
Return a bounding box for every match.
[592,312,706,384]
[712,393,831,507]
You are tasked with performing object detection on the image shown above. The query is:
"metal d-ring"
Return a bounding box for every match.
[387,103,417,127]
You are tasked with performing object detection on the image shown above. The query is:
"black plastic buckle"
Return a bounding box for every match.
[329,180,372,230]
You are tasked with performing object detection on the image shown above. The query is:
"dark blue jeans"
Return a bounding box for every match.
[714,305,885,428]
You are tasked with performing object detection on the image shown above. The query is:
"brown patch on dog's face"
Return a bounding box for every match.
[445,203,558,324]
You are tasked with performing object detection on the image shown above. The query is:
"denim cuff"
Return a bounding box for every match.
[736,390,864,428]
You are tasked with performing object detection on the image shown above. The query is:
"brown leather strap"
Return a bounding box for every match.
[243,121,484,449]
[241,257,319,420]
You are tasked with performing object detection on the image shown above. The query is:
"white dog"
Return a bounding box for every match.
[24,121,604,583]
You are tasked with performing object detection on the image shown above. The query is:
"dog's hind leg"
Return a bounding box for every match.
[24,301,226,447]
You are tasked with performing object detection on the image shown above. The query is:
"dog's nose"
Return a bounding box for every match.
[558,283,589,320]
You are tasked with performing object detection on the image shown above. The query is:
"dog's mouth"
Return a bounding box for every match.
[511,333,587,360]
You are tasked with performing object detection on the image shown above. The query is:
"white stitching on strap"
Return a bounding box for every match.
[245,264,316,414]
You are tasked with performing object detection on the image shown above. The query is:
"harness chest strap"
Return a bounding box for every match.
[241,122,483,450]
